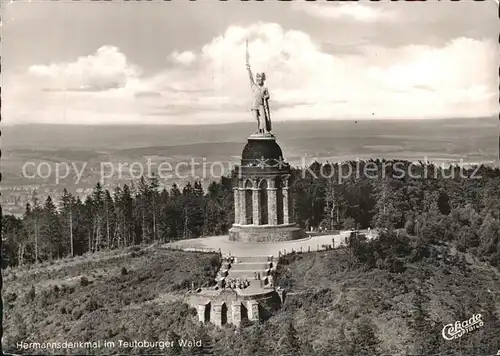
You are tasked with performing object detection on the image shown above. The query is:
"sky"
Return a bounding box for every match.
[2,1,499,125]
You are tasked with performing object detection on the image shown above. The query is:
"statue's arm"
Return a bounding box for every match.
[246,63,255,86]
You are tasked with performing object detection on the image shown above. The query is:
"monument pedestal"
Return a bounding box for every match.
[231,133,305,243]
[229,224,305,243]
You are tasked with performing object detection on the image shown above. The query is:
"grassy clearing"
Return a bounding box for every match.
[3,247,220,355]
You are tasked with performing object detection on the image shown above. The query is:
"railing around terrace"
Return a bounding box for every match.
[277,238,349,259]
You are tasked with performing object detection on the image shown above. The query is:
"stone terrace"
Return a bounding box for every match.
[165,230,377,257]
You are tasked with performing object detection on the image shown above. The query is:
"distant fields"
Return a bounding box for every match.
[2,117,498,214]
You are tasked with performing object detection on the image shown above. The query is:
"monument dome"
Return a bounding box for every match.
[241,135,284,166]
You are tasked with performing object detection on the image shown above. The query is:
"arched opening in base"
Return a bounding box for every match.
[276,178,284,225]
[260,179,268,225]
[221,303,228,325]
[205,302,211,323]
[245,180,253,225]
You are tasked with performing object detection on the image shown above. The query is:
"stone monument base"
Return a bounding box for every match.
[229,224,306,243]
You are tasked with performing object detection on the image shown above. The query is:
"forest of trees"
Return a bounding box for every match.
[3,159,500,270]
[2,176,233,267]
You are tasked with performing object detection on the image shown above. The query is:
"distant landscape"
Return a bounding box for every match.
[2,117,498,215]
[3,129,500,355]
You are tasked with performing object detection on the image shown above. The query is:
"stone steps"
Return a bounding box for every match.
[215,255,277,287]
[227,269,270,278]
[233,256,273,263]
[229,262,272,270]
[216,275,268,282]
[218,268,270,278]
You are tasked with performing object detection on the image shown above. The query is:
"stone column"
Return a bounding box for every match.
[233,187,240,225]
[231,302,241,327]
[239,188,246,225]
[246,300,259,321]
[282,177,290,224]
[213,302,222,327]
[252,183,261,225]
[197,304,206,323]
[267,178,277,225]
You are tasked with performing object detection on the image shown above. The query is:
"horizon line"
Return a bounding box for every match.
[2,116,496,127]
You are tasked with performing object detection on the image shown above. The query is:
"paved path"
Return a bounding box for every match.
[164,230,376,257]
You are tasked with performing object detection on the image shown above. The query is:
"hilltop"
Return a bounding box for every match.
[3,237,500,356]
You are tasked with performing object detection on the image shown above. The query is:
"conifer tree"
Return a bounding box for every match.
[39,196,64,259]
[191,326,214,355]
[60,188,75,256]
[279,319,300,356]
[350,317,381,356]
[167,330,183,355]
[149,174,160,242]
[91,182,105,251]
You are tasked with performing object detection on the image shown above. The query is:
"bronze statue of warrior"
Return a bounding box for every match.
[246,39,272,135]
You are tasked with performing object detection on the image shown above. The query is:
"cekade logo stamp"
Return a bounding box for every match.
[441,314,484,341]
